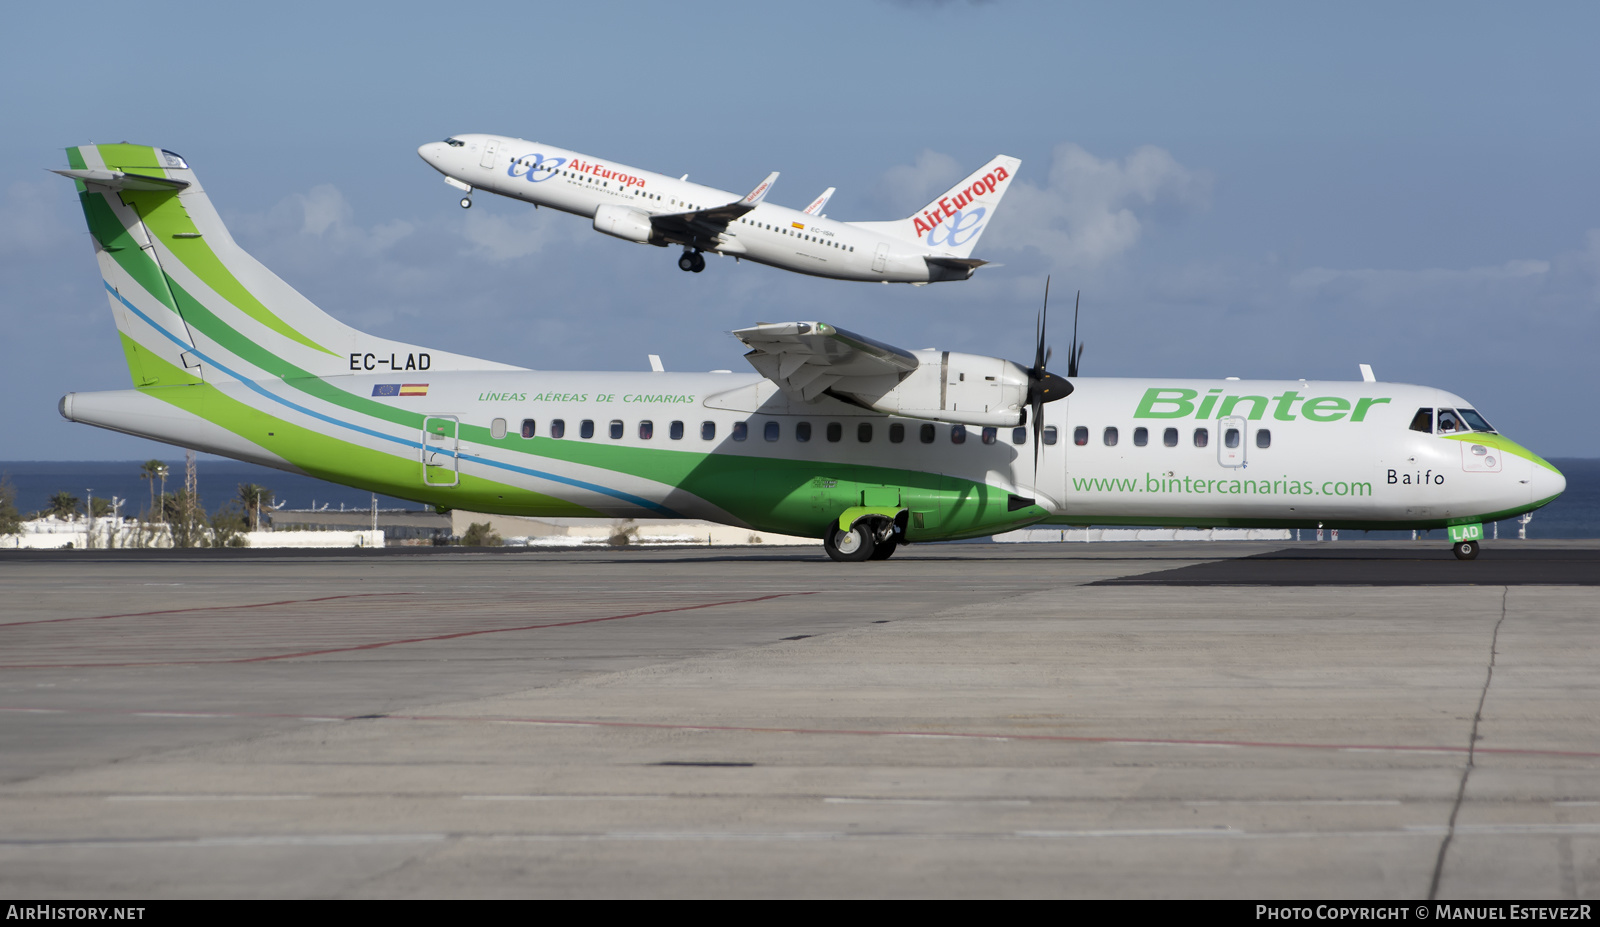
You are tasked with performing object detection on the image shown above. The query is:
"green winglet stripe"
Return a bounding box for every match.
[95,144,168,171]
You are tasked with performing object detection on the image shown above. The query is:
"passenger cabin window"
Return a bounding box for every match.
[1163,427,1178,447]
[550,419,565,439]
[670,421,684,440]
[796,421,812,443]
[639,420,654,440]
[1256,429,1272,449]
[609,420,624,440]
[827,422,842,443]
[1193,427,1209,448]
[764,421,780,442]
[701,421,715,440]
[1410,408,1434,433]
[982,426,997,445]
[490,418,507,440]
[1043,426,1058,446]
[1073,426,1088,446]
[889,423,905,443]
[580,420,595,439]
[1224,427,1241,449]
[857,423,873,443]
[520,419,536,439]
[920,423,936,444]
[731,422,747,441]
[950,425,967,445]
[1103,427,1119,447]
[1012,427,1027,445]
[1133,427,1147,447]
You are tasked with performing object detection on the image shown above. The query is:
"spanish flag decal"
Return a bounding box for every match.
[374,383,429,397]
[791,222,805,229]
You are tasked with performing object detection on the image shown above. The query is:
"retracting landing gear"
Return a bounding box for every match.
[678,250,705,273]
[460,197,472,209]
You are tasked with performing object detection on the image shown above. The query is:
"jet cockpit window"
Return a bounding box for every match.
[1459,408,1496,433]
[1436,409,1465,434]
[1409,408,1433,433]
[444,138,465,148]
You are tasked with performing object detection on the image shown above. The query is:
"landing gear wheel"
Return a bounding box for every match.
[1453,540,1479,561]
[460,197,472,209]
[869,537,899,560]
[678,252,696,272]
[690,252,706,273]
[824,522,877,563]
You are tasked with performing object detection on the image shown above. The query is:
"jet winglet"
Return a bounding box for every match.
[803,187,835,216]
[740,171,779,206]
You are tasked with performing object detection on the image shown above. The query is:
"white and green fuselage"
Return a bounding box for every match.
[56,144,1565,547]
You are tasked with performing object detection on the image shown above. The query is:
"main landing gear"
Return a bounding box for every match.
[1452,540,1480,561]
[823,520,901,562]
[678,250,705,273]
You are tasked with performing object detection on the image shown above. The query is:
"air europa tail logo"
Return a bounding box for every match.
[914,165,1010,243]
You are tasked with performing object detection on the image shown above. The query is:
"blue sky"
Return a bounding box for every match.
[3,0,1598,457]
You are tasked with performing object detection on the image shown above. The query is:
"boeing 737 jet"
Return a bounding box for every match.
[417,135,1019,284]
[56,144,1564,561]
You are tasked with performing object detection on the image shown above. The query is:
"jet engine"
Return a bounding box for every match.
[592,205,653,243]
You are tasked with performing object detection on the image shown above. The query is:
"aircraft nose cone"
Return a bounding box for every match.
[417,141,445,164]
[1530,459,1566,504]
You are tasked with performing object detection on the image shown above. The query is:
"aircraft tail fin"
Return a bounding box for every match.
[853,154,1021,258]
[61,143,512,390]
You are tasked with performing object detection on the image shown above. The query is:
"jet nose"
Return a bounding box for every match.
[1529,459,1567,505]
[417,141,445,164]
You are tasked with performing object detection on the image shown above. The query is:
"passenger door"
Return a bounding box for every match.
[1218,416,1247,468]
[422,415,460,487]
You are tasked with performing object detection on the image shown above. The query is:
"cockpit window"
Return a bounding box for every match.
[1458,408,1496,433]
[444,137,465,148]
[1436,409,1465,434]
[1409,408,1433,433]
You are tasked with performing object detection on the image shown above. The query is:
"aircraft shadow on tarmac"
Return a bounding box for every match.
[1092,545,1600,586]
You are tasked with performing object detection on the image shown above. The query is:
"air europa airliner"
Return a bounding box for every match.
[417,135,1019,284]
[55,144,1565,561]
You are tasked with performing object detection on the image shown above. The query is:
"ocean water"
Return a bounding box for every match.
[2,457,1596,538]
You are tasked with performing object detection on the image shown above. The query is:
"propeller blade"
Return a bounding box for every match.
[1067,291,1081,378]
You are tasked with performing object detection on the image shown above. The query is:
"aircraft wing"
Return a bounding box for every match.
[732,321,919,401]
[650,172,777,242]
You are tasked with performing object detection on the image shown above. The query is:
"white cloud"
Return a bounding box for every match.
[876,150,964,213]
[983,143,1211,268]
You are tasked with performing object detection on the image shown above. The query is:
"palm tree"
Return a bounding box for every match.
[46,492,80,520]
[139,460,168,520]
[237,483,273,531]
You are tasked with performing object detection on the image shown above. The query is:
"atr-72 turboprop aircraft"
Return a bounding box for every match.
[56,144,1565,561]
[417,134,1019,284]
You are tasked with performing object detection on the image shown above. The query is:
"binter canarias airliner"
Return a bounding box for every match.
[56,144,1565,561]
[417,134,1019,283]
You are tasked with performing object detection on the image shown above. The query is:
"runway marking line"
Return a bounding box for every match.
[0,592,417,629]
[5,703,1599,760]
[0,592,818,669]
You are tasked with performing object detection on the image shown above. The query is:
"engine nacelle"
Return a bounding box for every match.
[836,350,1031,427]
[592,204,653,243]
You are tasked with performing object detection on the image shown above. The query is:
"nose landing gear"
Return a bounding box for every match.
[1452,540,1479,560]
[460,197,472,209]
[678,250,706,273]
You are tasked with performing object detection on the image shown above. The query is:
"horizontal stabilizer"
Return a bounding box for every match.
[52,169,190,192]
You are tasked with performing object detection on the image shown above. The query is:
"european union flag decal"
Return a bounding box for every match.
[372,384,400,397]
